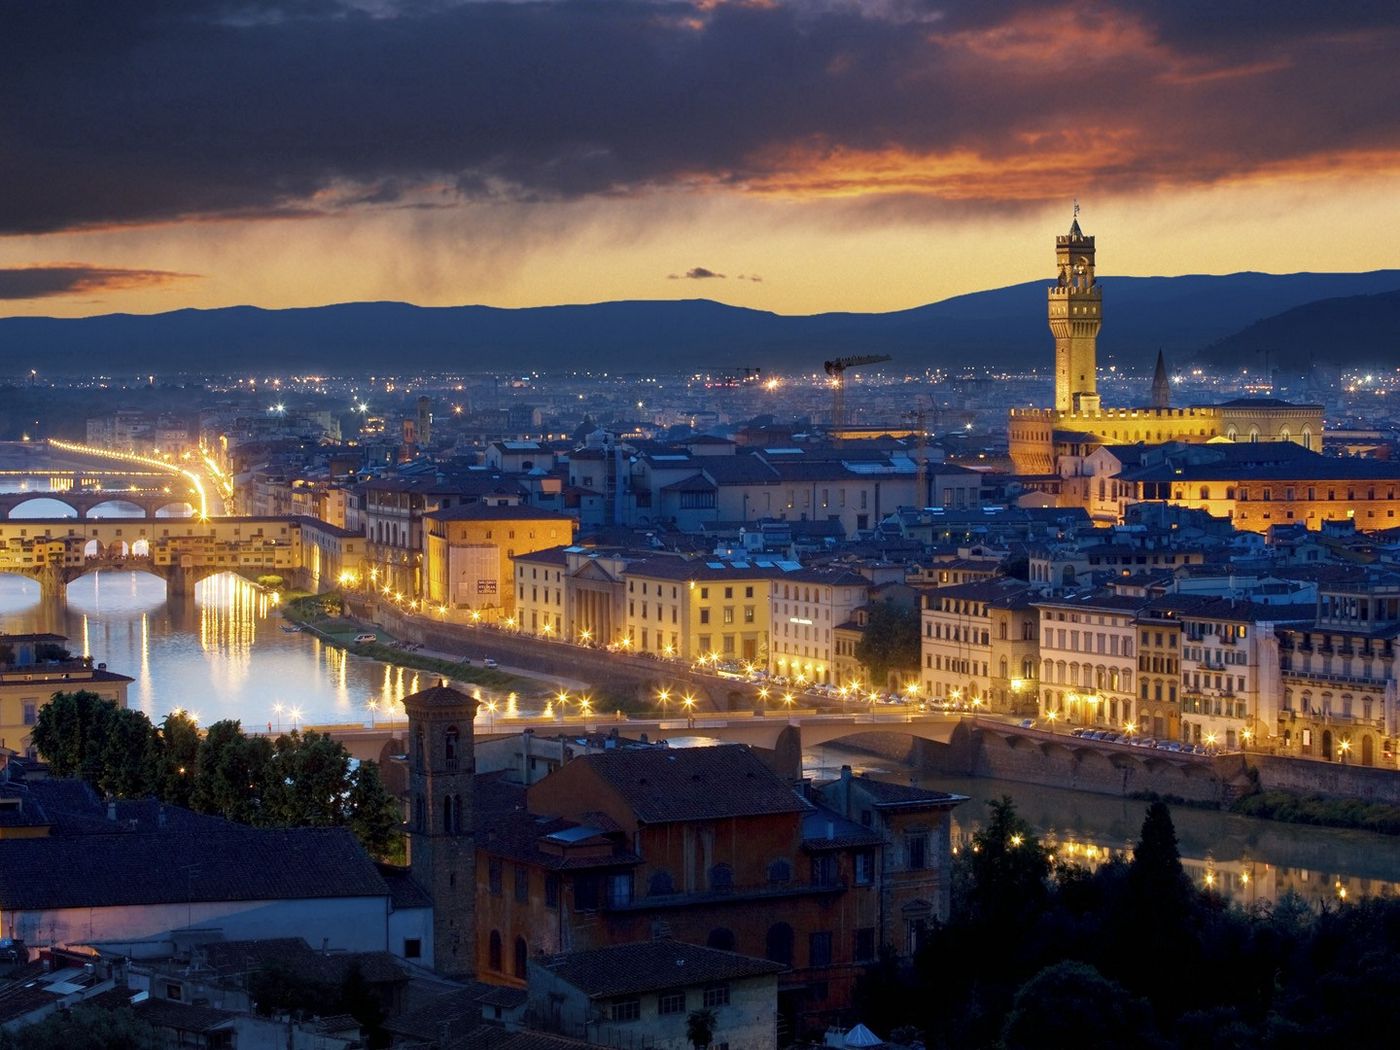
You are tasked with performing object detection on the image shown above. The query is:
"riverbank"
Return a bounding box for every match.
[281,593,528,693]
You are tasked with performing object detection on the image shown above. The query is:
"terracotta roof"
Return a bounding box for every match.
[575,744,810,824]
[424,504,575,522]
[402,683,480,712]
[538,940,783,998]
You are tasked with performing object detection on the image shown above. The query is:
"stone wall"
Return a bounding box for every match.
[1251,754,1400,804]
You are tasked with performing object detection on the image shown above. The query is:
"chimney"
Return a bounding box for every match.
[840,764,853,781]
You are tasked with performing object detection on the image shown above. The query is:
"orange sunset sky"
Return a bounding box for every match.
[2,1,1398,318]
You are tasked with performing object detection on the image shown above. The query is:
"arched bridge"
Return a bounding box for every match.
[0,516,362,599]
[0,488,197,520]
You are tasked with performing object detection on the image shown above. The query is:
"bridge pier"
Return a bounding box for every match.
[36,564,67,606]
[166,565,196,599]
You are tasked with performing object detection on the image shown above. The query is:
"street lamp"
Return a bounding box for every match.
[1339,738,1352,764]
[681,692,696,728]
[657,687,671,715]
[289,706,303,732]
[367,699,379,729]
[273,702,284,733]
[1046,710,1058,734]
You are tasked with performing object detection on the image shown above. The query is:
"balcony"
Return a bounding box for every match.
[1281,667,1388,689]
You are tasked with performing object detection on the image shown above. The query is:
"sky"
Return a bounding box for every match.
[2,0,1399,318]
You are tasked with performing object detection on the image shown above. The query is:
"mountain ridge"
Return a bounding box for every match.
[4,270,1399,374]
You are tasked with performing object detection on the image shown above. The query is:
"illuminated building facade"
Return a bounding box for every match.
[422,505,574,619]
[1008,216,1322,478]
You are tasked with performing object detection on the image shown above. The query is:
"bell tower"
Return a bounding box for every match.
[404,682,477,979]
[1049,203,1102,414]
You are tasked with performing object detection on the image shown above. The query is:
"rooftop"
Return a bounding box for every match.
[538,939,784,999]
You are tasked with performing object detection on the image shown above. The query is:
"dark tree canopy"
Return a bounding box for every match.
[29,693,402,860]
[854,599,920,684]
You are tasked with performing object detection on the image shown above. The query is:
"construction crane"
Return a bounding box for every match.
[824,354,891,431]
[903,396,932,507]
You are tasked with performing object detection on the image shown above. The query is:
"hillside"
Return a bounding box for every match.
[3,271,1399,374]
[1195,288,1400,372]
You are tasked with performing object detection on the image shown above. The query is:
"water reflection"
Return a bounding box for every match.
[0,571,442,730]
[807,744,1400,906]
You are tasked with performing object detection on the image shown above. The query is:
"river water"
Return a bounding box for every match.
[806,742,1400,906]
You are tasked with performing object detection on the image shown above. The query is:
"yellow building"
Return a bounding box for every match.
[0,634,132,759]
[1008,214,1322,477]
[623,559,776,665]
[423,505,575,618]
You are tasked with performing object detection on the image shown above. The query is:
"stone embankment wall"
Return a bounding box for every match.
[1250,754,1400,804]
[351,599,731,710]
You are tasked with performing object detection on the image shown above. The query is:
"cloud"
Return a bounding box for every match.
[669,266,726,280]
[0,264,199,300]
[2,1,1399,235]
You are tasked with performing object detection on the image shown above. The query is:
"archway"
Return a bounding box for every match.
[87,499,147,518]
[155,502,195,518]
[7,496,78,519]
[1321,729,1333,761]
[83,538,103,558]
[1363,735,1375,767]
[130,539,150,557]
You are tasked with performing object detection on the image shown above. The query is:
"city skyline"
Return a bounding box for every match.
[3,1,1399,318]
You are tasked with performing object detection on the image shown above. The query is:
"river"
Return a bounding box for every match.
[806,742,1400,906]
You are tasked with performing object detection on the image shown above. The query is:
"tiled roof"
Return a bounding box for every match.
[0,828,388,910]
[844,775,965,808]
[135,999,236,1033]
[425,504,574,522]
[197,938,407,985]
[539,940,784,998]
[377,864,433,909]
[576,745,810,824]
[402,684,480,711]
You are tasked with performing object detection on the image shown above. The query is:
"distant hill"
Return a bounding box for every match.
[1195,288,1400,372]
[4,270,1399,375]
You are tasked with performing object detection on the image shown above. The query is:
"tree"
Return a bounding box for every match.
[1002,961,1158,1050]
[1127,801,1192,920]
[192,719,272,825]
[261,730,353,828]
[154,710,202,808]
[965,796,1051,927]
[0,1004,158,1050]
[31,691,155,792]
[854,600,920,686]
[348,760,405,862]
[686,1008,717,1050]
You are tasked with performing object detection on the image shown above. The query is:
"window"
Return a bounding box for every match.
[607,872,634,907]
[854,927,876,962]
[700,609,710,625]
[766,923,795,966]
[703,984,731,1008]
[811,854,837,886]
[723,607,734,625]
[166,983,183,1001]
[745,586,754,598]
[403,938,421,959]
[545,875,560,909]
[488,858,503,895]
[21,703,36,726]
[515,866,529,903]
[809,931,833,968]
[767,859,792,886]
[744,605,755,623]
[514,936,527,979]
[574,874,599,910]
[700,587,709,599]
[659,992,687,1015]
[906,833,928,870]
[854,850,875,885]
[489,931,503,971]
[610,999,641,1022]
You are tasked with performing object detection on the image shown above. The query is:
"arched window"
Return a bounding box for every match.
[709,863,734,893]
[767,860,792,886]
[514,936,528,979]
[489,930,502,971]
[766,922,794,966]
[445,726,460,769]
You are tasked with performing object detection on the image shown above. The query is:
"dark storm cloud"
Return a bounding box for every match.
[0,264,198,300]
[3,0,1399,234]
[670,267,726,279]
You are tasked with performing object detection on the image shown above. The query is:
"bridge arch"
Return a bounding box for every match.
[155,501,195,518]
[86,499,149,519]
[7,495,79,519]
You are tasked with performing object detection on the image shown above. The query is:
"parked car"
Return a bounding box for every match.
[483,658,498,669]
[1018,718,1036,729]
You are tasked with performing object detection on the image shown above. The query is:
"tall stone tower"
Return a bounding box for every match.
[1049,206,1102,414]
[1151,349,1171,409]
[404,682,477,978]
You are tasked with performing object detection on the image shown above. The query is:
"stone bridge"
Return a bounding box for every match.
[0,516,360,600]
[0,487,197,520]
